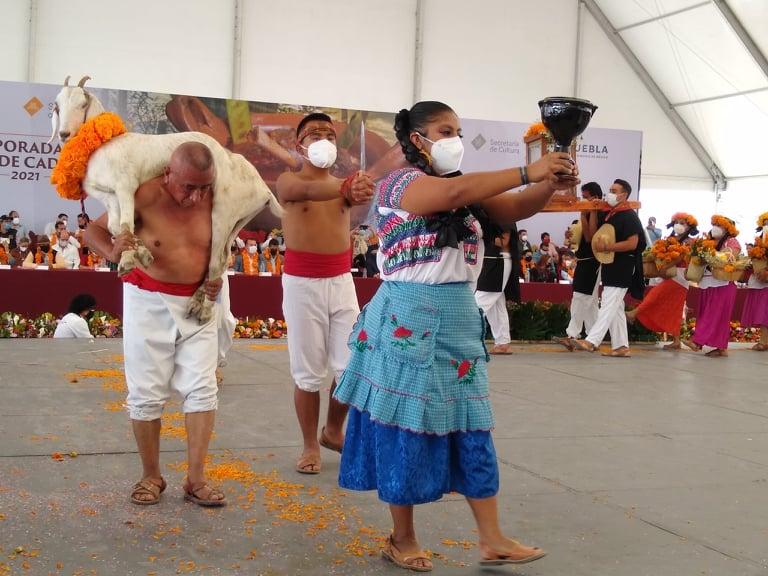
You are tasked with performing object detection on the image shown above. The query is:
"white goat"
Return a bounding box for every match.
[51,76,284,323]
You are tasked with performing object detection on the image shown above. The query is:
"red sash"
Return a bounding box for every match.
[121,268,201,296]
[283,248,351,278]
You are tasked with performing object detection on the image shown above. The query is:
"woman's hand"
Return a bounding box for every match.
[527,152,575,183]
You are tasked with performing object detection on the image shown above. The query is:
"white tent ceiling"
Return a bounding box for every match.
[591,0,768,181]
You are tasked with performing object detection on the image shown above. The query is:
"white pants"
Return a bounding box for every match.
[566,271,600,339]
[282,273,360,392]
[475,255,512,345]
[217,274,237,366]
[123,283,219,421]
[586,286,629,350]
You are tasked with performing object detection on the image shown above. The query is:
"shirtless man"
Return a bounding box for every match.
[85,142,226,507]
[277,113,374,474]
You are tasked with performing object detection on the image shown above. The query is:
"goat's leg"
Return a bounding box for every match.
[112,182,147,276]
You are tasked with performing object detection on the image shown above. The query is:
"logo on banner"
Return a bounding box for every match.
[471,134,487,150]
[576,142,609,160]
[23,97,44,117]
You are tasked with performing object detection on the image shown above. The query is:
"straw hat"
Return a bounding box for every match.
[592,223,616,264]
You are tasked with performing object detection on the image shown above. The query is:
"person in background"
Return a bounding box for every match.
[741,212,768,352]
[475,229,516,354]
[51,230,80,269]
[559,250,576,282]
[259,238,283,275]
[518,229,532,255]
[646,216,662,244]
[8,210,25,243]
[9,237,31,267]
[574,179,645,357]
[520,248,534,281]
[0,239,10,265]
[53,293,96,338]
[683,215,742,357]
[534,232,559,263]
[553,182,605,350]
[241,239,260,275]
[45,213,70,236]
[24,239,50,268]
[365,233,380,278]
[0,215,18,250]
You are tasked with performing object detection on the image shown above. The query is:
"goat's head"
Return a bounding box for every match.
[49,75,105,144]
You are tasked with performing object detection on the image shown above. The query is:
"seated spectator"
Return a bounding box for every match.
[50,220,80,249]
[0,240,10,265]
[259,238,283,275]
[9,237,31,267]
[518,229,532,255]
[45,213,70,236]
[8,210,25,243]
[241,239,260,275]
[520,249,534,281]
[533,232,559,264]
[0,215,18,250]
[51,230,80,269]
[530,253,557,283]
[23,239,51,268]
[352,253,366,277]
[227,243,243,272]
[54,294,96,338]
[559,250,576,283]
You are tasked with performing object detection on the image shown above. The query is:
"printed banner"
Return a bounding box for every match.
[0,79,641,250]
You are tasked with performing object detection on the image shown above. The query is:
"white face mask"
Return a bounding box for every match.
[710,226,724,239]
[420,135,464,175]
[247,245,258,254]
[521,235,528,242]
[20,245,28,252]
[12,218,20,225]
[302,139,337,169]
[604,192,619,207]
[673,223,687,235]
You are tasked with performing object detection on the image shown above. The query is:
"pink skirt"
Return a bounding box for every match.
[693,283,737,350]
[741,288,768,327]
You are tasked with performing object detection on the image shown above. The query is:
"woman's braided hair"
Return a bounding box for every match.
[394,101,454,176]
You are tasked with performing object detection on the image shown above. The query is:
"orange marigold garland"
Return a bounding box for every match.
[650,237,690,269]
[757,212,768,229]
[748,235,767,260]
[670,212,698,228]
[50,112,127,200]
[710,215,738,238]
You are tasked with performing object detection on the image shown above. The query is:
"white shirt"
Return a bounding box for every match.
[53,243,80,269]
[53,313,93,338]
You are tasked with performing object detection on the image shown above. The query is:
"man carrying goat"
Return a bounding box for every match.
[86,141,226,507]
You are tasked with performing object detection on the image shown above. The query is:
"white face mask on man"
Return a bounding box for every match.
[710,225,724,239]
[419,135,464,175]
[12,218,20,225]
[604,192,619,207]
[673,223,687,235]
[247,245,258,254]
[301,139,337,169]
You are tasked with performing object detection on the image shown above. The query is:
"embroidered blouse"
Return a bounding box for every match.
[374,168,484,284]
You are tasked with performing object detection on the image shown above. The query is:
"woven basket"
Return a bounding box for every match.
[711,267,744,282]
[643,260,659,278]
[685,261,705,282]
[752,258,767,274]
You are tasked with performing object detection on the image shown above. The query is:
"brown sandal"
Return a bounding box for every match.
[130,477,166,506]
[574,339,597,352]
[382,536,433,572]
[183,479,227,507]
[705,348,728,358]
[319,427,343,454]
[751,343,768,351]
[552,336,575,352]
[296,453,321,474]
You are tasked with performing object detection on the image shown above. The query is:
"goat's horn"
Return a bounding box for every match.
[63,75,70,86]
[77,75,91,88]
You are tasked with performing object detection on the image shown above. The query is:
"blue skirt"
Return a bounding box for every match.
[334,281,499,505]
[340,408,499,505]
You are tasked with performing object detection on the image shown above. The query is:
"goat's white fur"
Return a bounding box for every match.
[52,77,284,323]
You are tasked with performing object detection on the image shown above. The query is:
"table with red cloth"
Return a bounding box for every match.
[0,269,747,322]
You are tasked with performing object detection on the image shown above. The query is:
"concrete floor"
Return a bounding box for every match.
[1,339,767,576]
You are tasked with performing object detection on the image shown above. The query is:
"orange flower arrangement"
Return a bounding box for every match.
[524,121,551,140]
[689,238,716,263]
[711,215,738,238]
[671,212,698,228]
[757,212,768,228]
[748,235,767,260]
[50,112,127,200]
[650,237,690,268]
